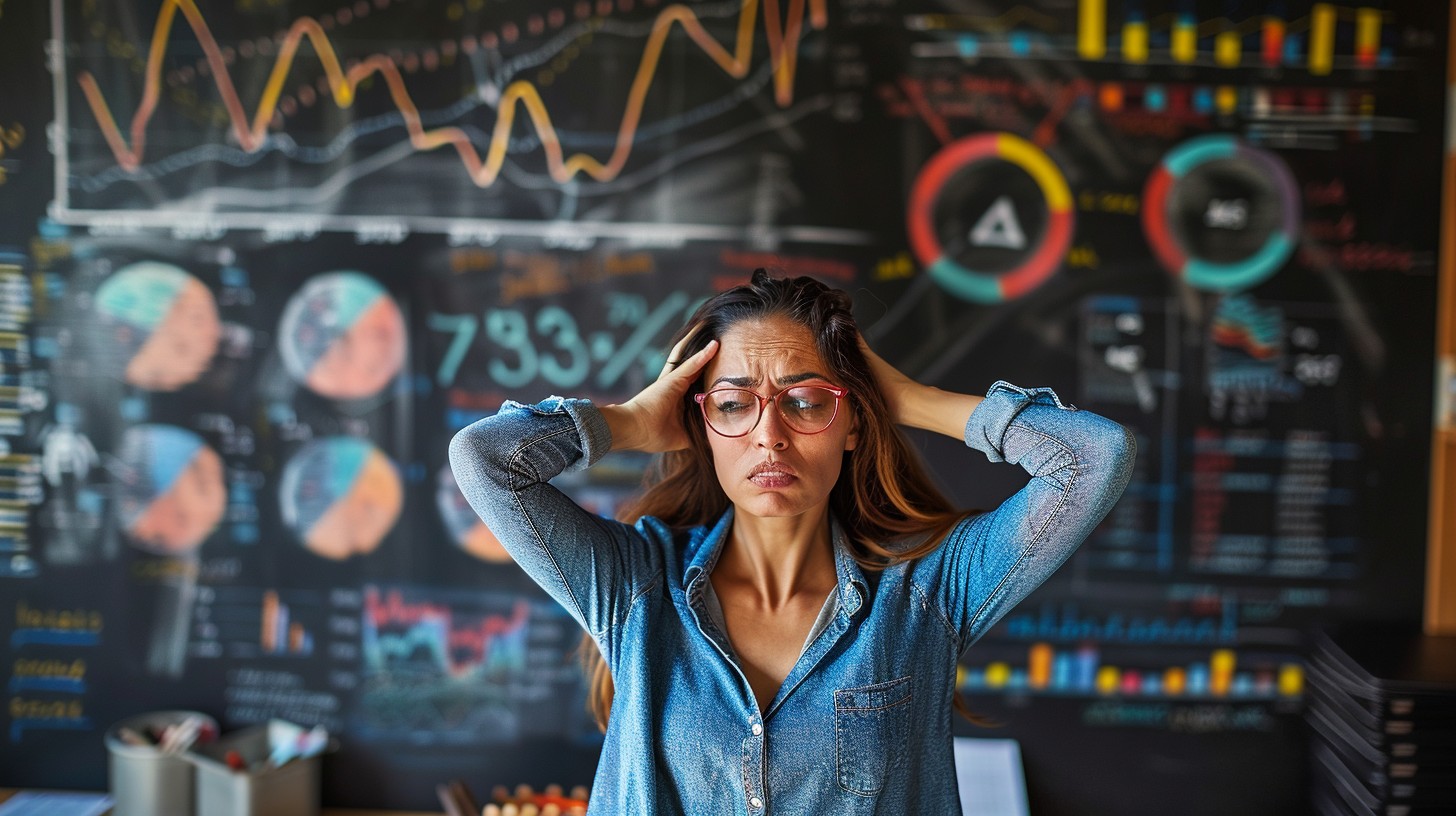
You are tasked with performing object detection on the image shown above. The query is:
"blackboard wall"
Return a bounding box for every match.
[1,1,1447,813]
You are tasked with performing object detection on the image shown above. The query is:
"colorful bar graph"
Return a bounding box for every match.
[1078,0,1106,59]
[1309,4,1336,75]
[1355,7,1381,67]
[961,643,1304,700]
[260,590,313,656]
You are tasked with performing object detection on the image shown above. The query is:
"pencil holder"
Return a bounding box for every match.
[187,720,322,816]
[105,710,219,816]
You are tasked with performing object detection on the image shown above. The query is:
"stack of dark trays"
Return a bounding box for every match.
[1306,624,1456,816]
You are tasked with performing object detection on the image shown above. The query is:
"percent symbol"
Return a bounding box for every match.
[596,291,690,389]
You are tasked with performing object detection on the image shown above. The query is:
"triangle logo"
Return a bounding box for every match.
[968,196,1027,250]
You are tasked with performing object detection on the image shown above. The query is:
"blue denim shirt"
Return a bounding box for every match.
[449,382,1135,815]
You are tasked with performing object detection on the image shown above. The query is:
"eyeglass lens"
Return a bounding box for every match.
[702,386,838,435]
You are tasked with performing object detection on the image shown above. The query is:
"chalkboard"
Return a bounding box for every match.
[0,1,1447,813]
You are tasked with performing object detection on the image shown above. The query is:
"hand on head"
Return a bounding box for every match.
[602,324,718,453]
[857,334,916,426]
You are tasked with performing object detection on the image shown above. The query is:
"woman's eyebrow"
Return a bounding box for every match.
[708,371,829,388]
[777,372,829,386]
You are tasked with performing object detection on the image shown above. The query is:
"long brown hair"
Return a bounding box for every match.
[581,269,987,729]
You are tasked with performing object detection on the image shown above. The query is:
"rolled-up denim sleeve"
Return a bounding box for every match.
[447,397,660,640]
[917,381,1136,652]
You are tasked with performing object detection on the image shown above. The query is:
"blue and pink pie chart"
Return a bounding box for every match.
[279,437,403,560]
[113,424,226,555]
[278,272,407,401]
[94,262,222,391]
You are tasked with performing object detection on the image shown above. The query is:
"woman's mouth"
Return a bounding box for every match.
[748,461,796,488]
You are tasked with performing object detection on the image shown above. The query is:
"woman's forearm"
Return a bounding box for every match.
[897,383,984,440]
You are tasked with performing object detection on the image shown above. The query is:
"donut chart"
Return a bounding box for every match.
[1142,135,1300,292]
[908,133,1074,303]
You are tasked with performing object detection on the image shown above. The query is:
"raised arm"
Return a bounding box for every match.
[862,341,1135,651]
[447,333,719,641]
[939,382,1134,649]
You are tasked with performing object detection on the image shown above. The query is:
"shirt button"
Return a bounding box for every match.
[751,723,763,736]
[750,797,763,809]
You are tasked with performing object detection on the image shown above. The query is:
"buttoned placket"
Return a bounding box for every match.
[681,515,870,815]
[685,569,770,813]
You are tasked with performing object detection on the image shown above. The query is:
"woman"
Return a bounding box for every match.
[449,270,1135,814]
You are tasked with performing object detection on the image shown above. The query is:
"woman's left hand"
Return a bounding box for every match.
[859,335,984,439]
[858,336,918,425]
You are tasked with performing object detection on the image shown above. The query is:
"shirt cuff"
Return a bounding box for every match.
[501,396,613,471]
[963,380,1077,463]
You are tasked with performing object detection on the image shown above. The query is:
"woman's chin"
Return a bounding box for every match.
[732,492,826,520]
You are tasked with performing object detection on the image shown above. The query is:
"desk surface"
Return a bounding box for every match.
[0,789,441,815]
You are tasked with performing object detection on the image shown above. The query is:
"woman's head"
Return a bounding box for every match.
[665,271,888,524]
[622,269,962,559]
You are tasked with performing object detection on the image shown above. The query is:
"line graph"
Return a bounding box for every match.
[77,0,824,182]
[52,0,868,242]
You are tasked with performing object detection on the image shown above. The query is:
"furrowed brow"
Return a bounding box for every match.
[708,372,830,389]
[776,372,829,386]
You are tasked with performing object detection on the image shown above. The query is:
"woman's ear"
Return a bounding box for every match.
[844,414,860,451]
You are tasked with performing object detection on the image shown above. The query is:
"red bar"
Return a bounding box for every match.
[1261,18,1285,67]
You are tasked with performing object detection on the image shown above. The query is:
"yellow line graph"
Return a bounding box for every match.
[75,0,828,186]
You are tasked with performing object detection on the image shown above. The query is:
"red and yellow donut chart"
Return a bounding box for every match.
[908,133,1074,303]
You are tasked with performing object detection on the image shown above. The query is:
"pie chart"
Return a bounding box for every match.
[279,437,402,560]
[278,272,407,400]
[114,424,226,554]
[94,262,222,391]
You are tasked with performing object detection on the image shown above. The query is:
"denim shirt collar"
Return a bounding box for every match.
[682,506,867,619]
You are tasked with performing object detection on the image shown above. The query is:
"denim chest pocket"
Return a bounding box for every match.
[833,675,913,796]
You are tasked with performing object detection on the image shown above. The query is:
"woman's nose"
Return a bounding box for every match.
[753,404,791,449]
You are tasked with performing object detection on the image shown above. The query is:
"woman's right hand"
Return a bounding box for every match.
[599,326,718,453]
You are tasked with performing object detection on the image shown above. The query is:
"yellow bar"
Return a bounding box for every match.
[984,662,1011,688]
[1210,649,1236,696]
[1028,643,1053,689]
[1310,3,1335,75]
[1278,664,1305,697]
[1123,22,1148,63]
[1215,30,1241,67]
[1355,7,1381,63]
[1163,667,1187,695]
[1079,0,1107,59]
[1172,19,1197,63]
[1216,85,1239,114]
[1096,666,1120,695]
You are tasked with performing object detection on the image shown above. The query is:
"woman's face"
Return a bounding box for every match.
[699,315,858,523]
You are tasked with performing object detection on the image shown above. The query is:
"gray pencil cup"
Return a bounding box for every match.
[187,720,322,816]
[105,710,218,816]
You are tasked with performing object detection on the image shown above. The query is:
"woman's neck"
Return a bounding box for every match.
[716,505,837,610]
